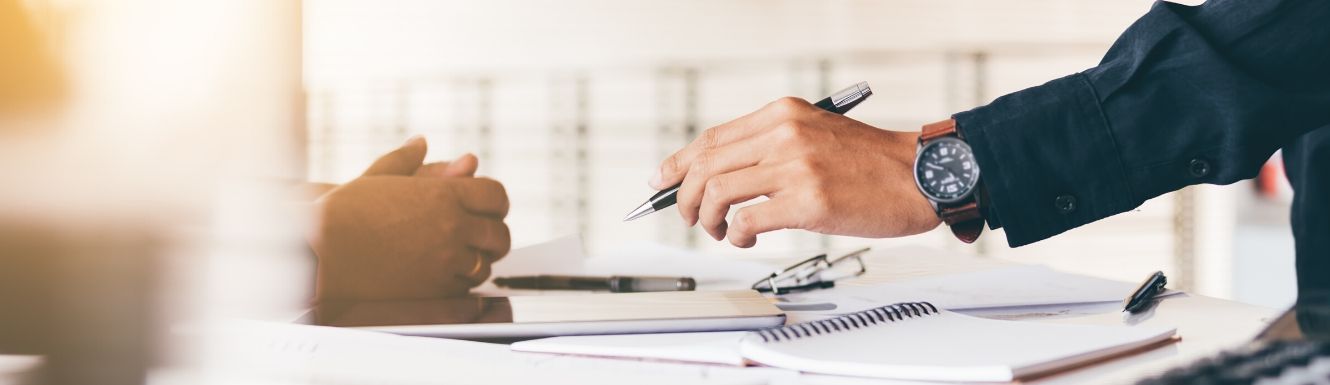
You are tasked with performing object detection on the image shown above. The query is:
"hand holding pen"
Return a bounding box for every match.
[628,82,941,248]
[625,83,872,222]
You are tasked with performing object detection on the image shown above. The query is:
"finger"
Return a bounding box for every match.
[447,177,509,217]
[651,97,814,189]
[446,153,479,177]
[441,249,489,288]
[459,252,491,286]
[675,130,782,226]
[363,136,428,176]
[415,161,452,177]
[697,164,783,241]
[461,216,512,259]
[726,199,799,248]
[415,153,479,178]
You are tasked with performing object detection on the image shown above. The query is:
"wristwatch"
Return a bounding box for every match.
[913,118,985,243]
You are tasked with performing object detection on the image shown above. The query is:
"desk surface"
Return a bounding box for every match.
[0,246,1279,385]
[468,246,1278,385]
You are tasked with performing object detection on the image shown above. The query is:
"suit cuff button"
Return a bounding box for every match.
[1054,195,1077,214]
[1189,158,1211,178]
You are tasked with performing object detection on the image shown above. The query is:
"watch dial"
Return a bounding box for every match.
[916,138,980,202]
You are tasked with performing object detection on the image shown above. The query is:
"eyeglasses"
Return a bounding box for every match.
[752,247,870,295]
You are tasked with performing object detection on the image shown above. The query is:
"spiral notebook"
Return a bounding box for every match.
[739,302,1175,381]
[516,302,1176,382]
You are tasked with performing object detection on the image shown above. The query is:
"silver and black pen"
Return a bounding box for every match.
[493,275,697,293]
[623,81,873,221]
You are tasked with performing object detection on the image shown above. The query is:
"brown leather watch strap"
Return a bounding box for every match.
[939,202,984,244]
[949,218,984,244]
[940,202,982,224]
[920,119,959,142]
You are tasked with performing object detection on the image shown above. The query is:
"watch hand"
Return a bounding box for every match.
[925,164,944,170]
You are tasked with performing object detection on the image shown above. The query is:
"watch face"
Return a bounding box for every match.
[914,137,980,203]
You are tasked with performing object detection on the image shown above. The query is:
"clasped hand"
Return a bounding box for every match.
[311,137,510,300]
[650,97,940,248]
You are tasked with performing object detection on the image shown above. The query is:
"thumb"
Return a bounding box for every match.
[363,136,428,176]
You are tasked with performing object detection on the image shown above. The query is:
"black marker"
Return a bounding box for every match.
[623,82,873,221]
[1123,271,1167,313]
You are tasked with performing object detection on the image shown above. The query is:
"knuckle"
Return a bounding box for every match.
[704,177,726,200]
[700,128,721,149]
[663,153,683,175]
[792,156,820,175]
[689,152,711,175]
[805,190,833,217]
[732,209,756,233]
[770,96,808,115]
[776,121,809,144]
[728,210,760,237]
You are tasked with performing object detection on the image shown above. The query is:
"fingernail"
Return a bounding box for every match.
[648,170,663,189]
[403,135,425,147]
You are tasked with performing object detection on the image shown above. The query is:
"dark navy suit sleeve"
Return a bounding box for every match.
[954,0,1330,247]
[1284,128,1330,292]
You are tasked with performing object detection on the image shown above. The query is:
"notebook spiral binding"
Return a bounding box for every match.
[753,302,939,343]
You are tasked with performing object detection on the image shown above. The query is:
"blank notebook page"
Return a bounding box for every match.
[738,302,1175,382]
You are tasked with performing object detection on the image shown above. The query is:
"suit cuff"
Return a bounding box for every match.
[955,73,1136,247]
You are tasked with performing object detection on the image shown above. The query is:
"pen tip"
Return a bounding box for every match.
[623,202,654,222]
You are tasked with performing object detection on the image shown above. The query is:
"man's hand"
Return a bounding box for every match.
[651,97,940,248]
[310,137,510,300]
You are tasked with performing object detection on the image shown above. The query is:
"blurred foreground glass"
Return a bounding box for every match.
[0,0,307,384]
[752,248,870,295]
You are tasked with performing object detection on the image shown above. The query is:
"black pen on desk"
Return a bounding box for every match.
[623,82,873,221]
[1124,271,1167,313]
[493,275,697,293]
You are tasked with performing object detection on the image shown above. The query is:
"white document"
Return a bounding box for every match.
[586,242,776,291]
[472,234,587,296]
[512,331,749,366]
[490,234,588,276]
[193,319,790,385]
[780,265,1180,315]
